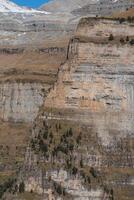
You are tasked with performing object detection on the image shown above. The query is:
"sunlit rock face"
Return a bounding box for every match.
[0,9,76,124]
[18,18,134,200]
[42,0,134,17]
[40,0,94,14]
[72,0,134,16]
[45,18,134,144]
[1,1,134,199]
[0,82,45,122]
[0,7,75,197]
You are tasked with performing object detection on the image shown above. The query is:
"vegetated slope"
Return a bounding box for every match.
[0,1,76,195]
[12,17,134,200]
[112,8,134,18]
[0,1,134,200]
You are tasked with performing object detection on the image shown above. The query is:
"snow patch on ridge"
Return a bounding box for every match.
[0,0,50,14]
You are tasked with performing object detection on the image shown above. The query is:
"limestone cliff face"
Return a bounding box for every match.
[0,10,75,196]
[0,82,45,122]
[0,9,75,124]
[0,8,76,124]
[0,31,70,123]
[45,18,134,144]
[72,0,134,16]
[18,18,134,200]
[42,0,134,17]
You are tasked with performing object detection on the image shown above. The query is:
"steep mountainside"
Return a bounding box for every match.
[41,0,95,13]
[72,0,134,16]
[0,1,76,194]
[0,0,45,12]
[0,1,74,123]
[42,0,134,17]
[0,0,134,200]
[112,8,134,18]
[9,17,134,200]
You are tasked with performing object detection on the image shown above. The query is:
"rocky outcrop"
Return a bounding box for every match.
[0,42,69,122]
[0,13,73,122]
[17,18,134,200]
[0,1,78,123]
[45,18,134,132]
[0,6,76,196]
[40,0,93,14]
[42,0,134,17]
[72,0,134,16]
[0,82,46,122]
[1,1,134,199]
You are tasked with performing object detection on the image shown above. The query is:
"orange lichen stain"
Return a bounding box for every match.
[120,99,127,112]
[80,99,104,112]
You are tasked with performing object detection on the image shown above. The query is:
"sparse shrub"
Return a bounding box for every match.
[68,144,74,151]
[14,184,18,193]
[37,134,41,140]
[59,123,61,129]
[126,36,129,42]
[90,167,97,178]
[109,34,114,41]
[68,128,73,136]
[66,159,72,169]
[31,139,35,150]
[80,158,84,168]
[127,16,132,22]
[72,167,78,176]
[119,18,125,24]
[43,143,48,154]
[39,139,48,154]
[56,145,68,154]
[49,132,53,139]
[56,185,62,195]
[87,176,91,184]
[63,188,66,196]
[19,182,25,193]
[103,185,109,193]
[43,120,46,127]
[80,170,85,179]
[120,38,125,44]
[43,130,48,139]
[76,133,82,144]
[130,39,134,45]
[0,178,16,198]
[127,16,134,23]
[110,188,114,196]
[48,176,51,182]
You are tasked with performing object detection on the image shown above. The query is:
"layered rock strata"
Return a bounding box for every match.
[17,18,134,200]
[0,11,76,123]
[0,10,75,193]
[42,0,134,17]
[72,0,134,17]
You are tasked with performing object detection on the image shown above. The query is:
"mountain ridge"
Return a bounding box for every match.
[0,0,134,200]
[40,0,98,13]
[0,0,49,13]
[41,0,134,17]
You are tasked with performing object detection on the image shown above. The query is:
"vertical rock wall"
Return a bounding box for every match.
[19,18,134,200]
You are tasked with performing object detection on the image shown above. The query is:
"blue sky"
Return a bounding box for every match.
[12,0,49,8]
